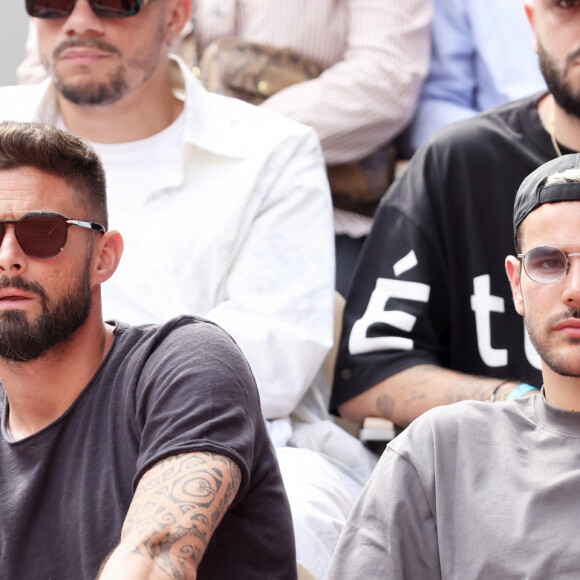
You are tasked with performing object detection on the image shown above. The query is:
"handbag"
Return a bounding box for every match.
[194,37,395,216]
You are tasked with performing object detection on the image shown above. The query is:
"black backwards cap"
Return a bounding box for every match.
[513,153,580,247]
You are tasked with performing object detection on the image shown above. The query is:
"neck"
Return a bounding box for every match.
[542,366,580,412]
[539,93,580,155]
[0,311,114,440]
[56,59,184,144]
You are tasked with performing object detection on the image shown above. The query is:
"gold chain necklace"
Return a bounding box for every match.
[550,98,563,157]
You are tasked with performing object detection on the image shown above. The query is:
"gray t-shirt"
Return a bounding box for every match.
[0,315,296,580]
[327,391,580,579]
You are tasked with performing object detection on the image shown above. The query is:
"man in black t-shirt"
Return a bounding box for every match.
[0,121,296,579]
[332,0,580,428]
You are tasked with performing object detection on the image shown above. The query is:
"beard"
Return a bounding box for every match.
[43,37,128,106]
[57,67,129,107]
[0,266,92,363]
[538,40,580,120]
[525,306,580,378]
[42,27,165,106]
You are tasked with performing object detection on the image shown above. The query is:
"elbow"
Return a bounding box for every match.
[337,397,374,425]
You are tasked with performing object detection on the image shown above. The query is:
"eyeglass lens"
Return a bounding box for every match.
[0,215,68,258]
[523,246,568,284]
[26,0,141,19]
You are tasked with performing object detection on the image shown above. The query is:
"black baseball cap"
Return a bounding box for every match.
[513,153,580,246]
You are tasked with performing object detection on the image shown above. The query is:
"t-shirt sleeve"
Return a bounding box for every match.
[130,318,265,502]
[326,443,441,579]
[332,147,450,409]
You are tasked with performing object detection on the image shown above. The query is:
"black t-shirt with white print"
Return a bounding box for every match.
[332,94,568,411]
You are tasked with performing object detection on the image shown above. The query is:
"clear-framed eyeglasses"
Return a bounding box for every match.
[517,244,580,285]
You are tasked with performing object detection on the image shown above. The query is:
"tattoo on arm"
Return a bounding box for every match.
[120,452,242,579]
[378,364,507,427]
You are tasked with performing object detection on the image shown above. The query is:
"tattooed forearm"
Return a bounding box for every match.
[398,364,514,404]
[101,452,242,580]
[374,364,517,427]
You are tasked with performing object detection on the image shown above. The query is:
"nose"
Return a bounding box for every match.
[0,227,26,273]
[562,254,580,304]
[64,0,106,37]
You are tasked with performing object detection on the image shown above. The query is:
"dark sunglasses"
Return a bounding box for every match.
[0,212,105,259]
[26,0,157,19]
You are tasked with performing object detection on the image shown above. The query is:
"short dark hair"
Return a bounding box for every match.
[0,121,108,228]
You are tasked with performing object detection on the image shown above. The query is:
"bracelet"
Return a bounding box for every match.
[489,381,509,402]
[506,383,539,401]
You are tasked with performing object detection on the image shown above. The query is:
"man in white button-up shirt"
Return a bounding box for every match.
[18,0,432,295]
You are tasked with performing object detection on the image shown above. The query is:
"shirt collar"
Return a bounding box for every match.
[33,55,248,161]
[170,56,251,159]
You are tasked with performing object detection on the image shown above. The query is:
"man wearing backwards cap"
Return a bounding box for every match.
[326,153,580,579]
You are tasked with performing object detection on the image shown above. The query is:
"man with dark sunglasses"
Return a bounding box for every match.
[0,120,296,579]
[0,2,376,577]
[326,153,580,579]
[26,0,158,19]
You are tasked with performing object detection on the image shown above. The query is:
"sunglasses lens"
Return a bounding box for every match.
[91,0,140,17]
[27,0,141,18]
[26,0,74,18]
[16,215,68,258]
[525,247,567,284]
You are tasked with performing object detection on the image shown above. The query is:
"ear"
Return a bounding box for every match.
[524,1,538,53]
[91,230,124,286]
[506,255,525,316]
[165,0,193,44]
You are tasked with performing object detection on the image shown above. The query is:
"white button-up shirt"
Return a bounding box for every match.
[0,57,335,432]
[19,0,432,236]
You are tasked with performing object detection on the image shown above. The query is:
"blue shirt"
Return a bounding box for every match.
[401,0,546,156]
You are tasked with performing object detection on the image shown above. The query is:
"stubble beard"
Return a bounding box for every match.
[41,24,166,107]
[56,67,130,107]
[0,265,92,363]
[525,307,580,378]
[538,40,580,120]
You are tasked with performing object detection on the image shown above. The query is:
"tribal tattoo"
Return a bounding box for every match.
[120,452,242,579]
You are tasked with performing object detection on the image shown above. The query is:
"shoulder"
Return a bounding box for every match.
[110,316,253,383]
[113,315,246,362]
[380,93,545,217]
[208,91,314,140]
[390,398,535,464]
[421,93,543,162]
[389,401,483,457]
[109,315,259,404]
[182,65,321,157]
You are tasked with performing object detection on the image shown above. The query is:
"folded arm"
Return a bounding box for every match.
[338,364,519,427]
[97,452,241,580]
[260,0,432,164]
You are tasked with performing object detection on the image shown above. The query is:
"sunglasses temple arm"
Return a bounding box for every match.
[67,219,106,233]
